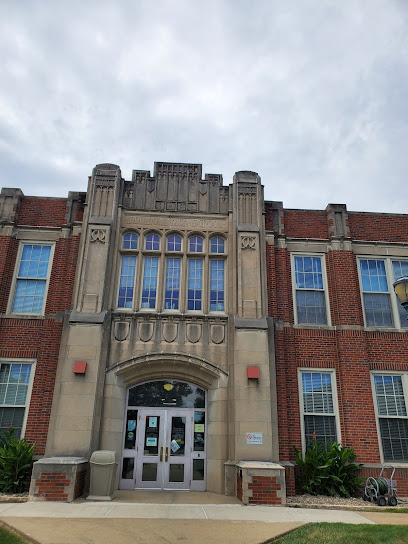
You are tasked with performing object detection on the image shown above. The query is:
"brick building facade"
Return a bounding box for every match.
[1,163,408,502]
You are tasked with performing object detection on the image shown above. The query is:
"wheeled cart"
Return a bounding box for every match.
[363,466,398,506]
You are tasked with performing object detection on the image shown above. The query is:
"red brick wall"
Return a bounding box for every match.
[237,472,243,502]
[248,476,282,505]
[0,195,83,455]
[284,209,328,239]
[33,472,70,501]
[348,212,408,243]
[17,198,68,227]
[265,204,408,492]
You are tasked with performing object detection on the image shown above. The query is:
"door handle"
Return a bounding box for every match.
[165,447,169,462]
[160,447,163,462]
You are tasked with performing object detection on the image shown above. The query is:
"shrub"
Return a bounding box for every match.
[0,427,35,493]
[294,440,363,498]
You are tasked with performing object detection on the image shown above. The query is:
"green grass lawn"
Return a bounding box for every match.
[272,523,408,544]
[0,525,30,544]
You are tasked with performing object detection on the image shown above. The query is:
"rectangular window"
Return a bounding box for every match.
[141,257,159,309]
[293,255,327,325]
[210,259,224,311]
[164,257,181,310]
[12,244,52,314]
[188,259,202,311]
[359,258,408,328]
[360,259,393,327]
[392,261,408,329]
[0,362,34,439]
[299,371,338,449]
[117,256,136,308]
[373,374,408,462]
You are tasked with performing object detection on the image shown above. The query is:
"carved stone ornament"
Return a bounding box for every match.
[210,324,225,344]
[139,320,155,342]
[186,322,202,343]
[198,182,208,195]
[241,236,256,250]
[114,321,130,342]
[162,321,178,343]
[90,229,106,243]
[147,179,156,193]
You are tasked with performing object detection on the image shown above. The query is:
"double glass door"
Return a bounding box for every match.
[120,408,206,490]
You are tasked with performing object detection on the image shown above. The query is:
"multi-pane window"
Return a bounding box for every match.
[360,260,392,327]
[359,258,408,328]
[141,257,159,309]
[118,256,137,308]
[0,362,33,439]
[123,233,138,250]
[189,236,203,253]
[293,255,327,325]
[299,371,338,449]
[188,259,203,310]
[117,231,226,312]
[211,237,224,254]
[167,235,182,252]
[145,234,160,251]
[164,258,181,310]
[12,244,52,314]
[372,374,408,462]
[392,261,408,328]
[210,260,224,311]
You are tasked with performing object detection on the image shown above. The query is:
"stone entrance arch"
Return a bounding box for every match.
[99,352,229,494]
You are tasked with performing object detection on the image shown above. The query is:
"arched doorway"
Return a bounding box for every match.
[119,379,206,491]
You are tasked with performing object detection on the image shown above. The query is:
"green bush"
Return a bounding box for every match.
[0,427,35,493]
[294,441,363,498]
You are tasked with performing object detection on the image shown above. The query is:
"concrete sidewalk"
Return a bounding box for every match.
[1,498,407,544]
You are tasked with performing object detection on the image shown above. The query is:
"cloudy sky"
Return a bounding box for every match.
[1,0,408,213]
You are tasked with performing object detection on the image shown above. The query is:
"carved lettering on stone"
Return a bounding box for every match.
[90,229,106,243]
[186,323,202,343]
[241,236,256,250]
[124,215,227,230]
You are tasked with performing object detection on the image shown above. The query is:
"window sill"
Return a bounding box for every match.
[1,313,45,320]
[364,326,408,333]
[293,324,335,331]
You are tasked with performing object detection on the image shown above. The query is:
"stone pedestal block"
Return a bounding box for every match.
[29,457,88,502]
[236,461,286,505]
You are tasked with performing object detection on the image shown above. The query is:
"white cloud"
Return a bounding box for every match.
[0,0,407,212]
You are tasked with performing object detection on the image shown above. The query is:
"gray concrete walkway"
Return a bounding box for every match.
[0,496,407,544]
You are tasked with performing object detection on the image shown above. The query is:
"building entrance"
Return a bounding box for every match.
[119,380,206,491]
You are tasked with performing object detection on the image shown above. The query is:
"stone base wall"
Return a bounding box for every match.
[236,461,286,505]
[29,457,88,502]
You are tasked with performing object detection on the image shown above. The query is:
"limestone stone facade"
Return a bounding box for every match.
[44,162,279,495]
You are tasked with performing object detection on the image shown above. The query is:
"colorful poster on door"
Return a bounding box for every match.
[149,417,157,428]
[146,437,157,446]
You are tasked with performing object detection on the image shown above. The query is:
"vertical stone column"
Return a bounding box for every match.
[46,164,122,458]
[225,171,280,495]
